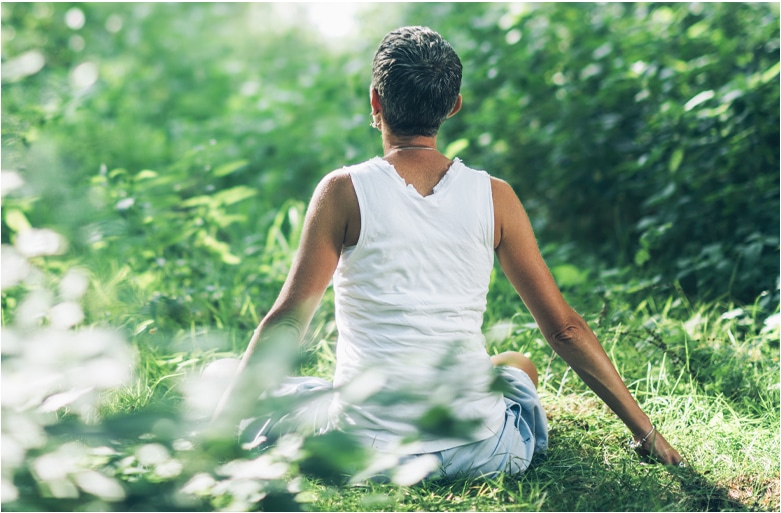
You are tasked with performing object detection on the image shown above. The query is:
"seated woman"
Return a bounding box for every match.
[215,26,682,478]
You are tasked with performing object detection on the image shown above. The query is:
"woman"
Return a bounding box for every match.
[217,26,682,478]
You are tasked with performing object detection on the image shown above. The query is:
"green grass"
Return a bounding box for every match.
[302,388,778,512]
[2,198,778,511]
[302,264,778,512]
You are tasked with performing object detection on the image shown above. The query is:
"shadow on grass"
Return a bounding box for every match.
[509,432,764,512]
[341,440,762,513]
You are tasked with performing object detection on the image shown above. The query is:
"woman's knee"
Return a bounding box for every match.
[490,351,539,388]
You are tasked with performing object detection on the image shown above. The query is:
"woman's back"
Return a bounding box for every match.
[332,156,504,452]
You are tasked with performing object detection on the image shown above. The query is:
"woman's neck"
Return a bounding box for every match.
[382,132,439,155]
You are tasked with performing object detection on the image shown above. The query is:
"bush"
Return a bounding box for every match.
[421,3,780,302]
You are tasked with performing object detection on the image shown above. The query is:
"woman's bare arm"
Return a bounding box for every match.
[491,177,682,465]
[212,170,358,422]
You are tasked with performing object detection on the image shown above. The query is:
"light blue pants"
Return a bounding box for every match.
[238,366,548,479]
[427,366,548,478]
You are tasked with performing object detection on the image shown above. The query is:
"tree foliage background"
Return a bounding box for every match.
[1,3,779,511]
[3,2,778,306]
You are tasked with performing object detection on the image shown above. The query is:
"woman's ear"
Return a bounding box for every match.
[370,88,382,115]
[447,94,463,118]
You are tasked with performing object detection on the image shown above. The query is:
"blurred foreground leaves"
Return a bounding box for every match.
[1,3,779,511]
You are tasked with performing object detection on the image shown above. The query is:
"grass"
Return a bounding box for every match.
[2,199,778,512]
[289,268,779,512]
[299,339,779,512]
[304,396,777,511]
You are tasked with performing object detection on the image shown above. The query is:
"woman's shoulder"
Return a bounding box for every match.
[450,159,502,191]
[319,157,381,188]
[317,168,356,199]
[455,158,495,179]
[339,157,385,175]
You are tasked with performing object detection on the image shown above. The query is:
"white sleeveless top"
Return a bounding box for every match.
[332,157,505,453]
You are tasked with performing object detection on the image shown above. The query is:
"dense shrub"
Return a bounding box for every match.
[421,3,780,302]
[3,3,778,304]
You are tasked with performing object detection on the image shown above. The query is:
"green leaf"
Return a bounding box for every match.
[416,404,481,438]
[550,264,588,288]
[135,169,158,181]
[634,248,651,266]
[212,185,257,206]
[686,20,710,39]
[299,431,368,484]
[443,138,469,159]
[669,148,684,173]
[198,233,241,265]
[3,209,32,233]
[180,195,213,208]
[211,213,246,228]
[759,61,780,86]
[212,159,249,177]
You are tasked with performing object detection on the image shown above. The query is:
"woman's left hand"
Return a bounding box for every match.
[634,429,684,467]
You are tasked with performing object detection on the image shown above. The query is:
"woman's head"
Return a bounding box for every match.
[371,26,462,137]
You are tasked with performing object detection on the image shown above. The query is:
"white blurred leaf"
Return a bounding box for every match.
[339,369,386,403]
[0,327,22,356]
[154,459,183,479]
[720,308,744,320]
[46,478,80,499]
[64,8,86,29]
[349,452,398,485]
[15,228,67,257]
[70,61,99,91]
[40,387,94,412]
[115,197,135,211]
[1,50,45,83]
[15,289,54,327]
[1,436,25,467]
[762,313,780,333]
[1,478,19,503]
[202,357,240,380]
[485,320,514,344]
[71,328,122,359]
[272,433,303,460]
[49,301,84,328]
[74,470,126,501]
[59,268,90,300]
[74,356,130,389]
[181,473,216,496]
[135,444,170,466]
[391,454,439,486]
[33,453,71,481]
[172,438,194,451]
[0,245,30,290]
[684,90,715,111]
[218,455,288,480]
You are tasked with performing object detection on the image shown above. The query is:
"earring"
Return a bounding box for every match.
[370,113,382,131]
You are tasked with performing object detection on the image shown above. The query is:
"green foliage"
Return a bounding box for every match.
[419,2,780,302]
[3,3,778,303]
[1,3,779,512]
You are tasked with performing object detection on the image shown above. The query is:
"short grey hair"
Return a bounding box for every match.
[371,26,462,137]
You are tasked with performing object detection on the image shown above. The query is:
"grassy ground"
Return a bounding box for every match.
[302,391,778,512]
[2,204,778,512]
[294,280,780,512]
